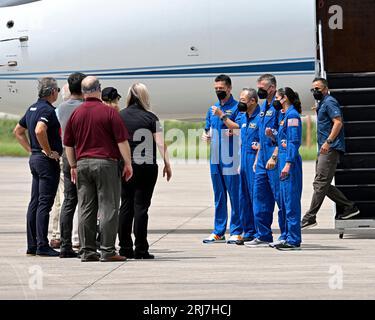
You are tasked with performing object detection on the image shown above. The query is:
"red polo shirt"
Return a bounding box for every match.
[64,98,129,161]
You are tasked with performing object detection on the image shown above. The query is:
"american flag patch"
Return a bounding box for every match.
[288,118,299,127]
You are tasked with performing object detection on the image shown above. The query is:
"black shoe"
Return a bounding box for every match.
[26,249,36,256]
[119,249,134,259]
[36,247,60,257]
[81,254,100,262]
[301,217,317,230]
[235,236,254,246]
[60,250,78,258]
[134,252,154,259]
[274,242,301,251]
[339,206,360,220]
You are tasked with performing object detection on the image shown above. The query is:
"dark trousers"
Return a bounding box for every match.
[27,154,60,250]
[118,164,158,255]
[60,152,78,251]
[305,149,354,220]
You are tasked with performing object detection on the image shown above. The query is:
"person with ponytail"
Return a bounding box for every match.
[272,87,303,250]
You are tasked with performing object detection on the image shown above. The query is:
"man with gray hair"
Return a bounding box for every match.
[64,76,133,262]
[14,77,63,257]
[245,74,286,248]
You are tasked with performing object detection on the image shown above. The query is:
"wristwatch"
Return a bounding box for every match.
[271,154,277,161]
[221,114,228,121]
[326,138,333,144]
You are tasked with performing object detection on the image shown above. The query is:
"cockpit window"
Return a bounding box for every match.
[0,0,41,7]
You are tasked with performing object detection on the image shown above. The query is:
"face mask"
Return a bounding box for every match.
[312,89,324,101]
[257,88,268,99]
[273,100,283,111]
[216,90,227,101]
[238,102,248,112]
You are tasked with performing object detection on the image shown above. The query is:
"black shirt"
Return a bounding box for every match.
[19,99,63,155]
[119,103,162,165]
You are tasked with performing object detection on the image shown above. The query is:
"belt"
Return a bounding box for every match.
[78,157,118,162]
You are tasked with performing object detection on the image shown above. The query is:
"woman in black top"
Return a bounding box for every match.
[118,83,172,259]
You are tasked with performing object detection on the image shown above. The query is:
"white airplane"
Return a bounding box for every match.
[0,0,316,119]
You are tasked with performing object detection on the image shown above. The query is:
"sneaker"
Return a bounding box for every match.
[244,238,270,247]
[235,236,255,246]
[226,235,242,244]
[269,239,286,248]
[274,242,301,251]
[202,233,226,244]
[339,206,360,220]
[36,247,60,257]
[301,217,317,230]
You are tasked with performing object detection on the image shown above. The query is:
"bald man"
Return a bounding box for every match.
[64,76,133,262]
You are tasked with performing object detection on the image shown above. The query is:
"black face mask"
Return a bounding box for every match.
[257,88,268,99]
[238,102,248,112]
[312,90,324,101]
[216,90,227,101]
[273,100,283,111]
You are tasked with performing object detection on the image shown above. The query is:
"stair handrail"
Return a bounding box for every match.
[318,20,327,79]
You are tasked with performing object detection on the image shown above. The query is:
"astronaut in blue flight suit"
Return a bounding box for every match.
[202,75,241,244]
[235,89,260,244]
[245,74,286,247]
[272,87,303,250]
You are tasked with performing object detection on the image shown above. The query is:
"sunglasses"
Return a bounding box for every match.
[310,87,322,93]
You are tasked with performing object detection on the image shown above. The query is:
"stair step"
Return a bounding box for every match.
[344,137,375,153]
[336,185,375,201]
[342,105,375,121]
[344,121,375,137]
[337,153,375,169]
[335,202,375,219]
[327,72,375,89]
[331,90,375,106]
[335,169,375,185]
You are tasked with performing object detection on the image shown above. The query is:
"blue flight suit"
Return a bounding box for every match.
[253,97,286,242]
[205,95,241,236]
[277,105,302,246]
[236,106,260,239]
[19,99,63,252]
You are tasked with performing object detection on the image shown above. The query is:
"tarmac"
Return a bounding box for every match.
[0,157,375,300]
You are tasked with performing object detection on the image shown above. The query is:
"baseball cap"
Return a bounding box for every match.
[102,87,121,102]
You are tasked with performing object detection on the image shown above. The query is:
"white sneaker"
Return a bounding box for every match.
[269,240,286,248]
[244,238,270,247]
[226,235,242,244]
[202,233,226,244]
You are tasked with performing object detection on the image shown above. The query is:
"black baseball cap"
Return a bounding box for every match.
[102,87,121,102]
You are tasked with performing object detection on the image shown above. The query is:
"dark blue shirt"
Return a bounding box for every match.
[205,95,239,174]
[236,105,260,158]
[278,105,302,163]
[19,99,63,155]
[316,95,345,152]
